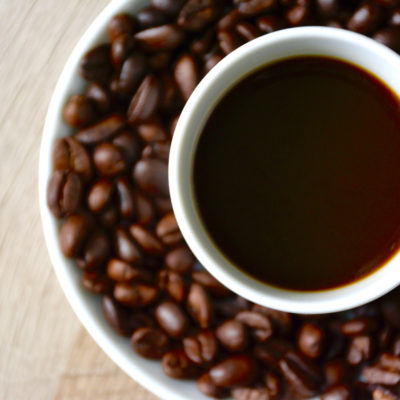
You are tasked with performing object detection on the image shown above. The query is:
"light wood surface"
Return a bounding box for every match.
[0,1,158,399]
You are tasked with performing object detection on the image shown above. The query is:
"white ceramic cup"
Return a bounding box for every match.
[169,26,400,315]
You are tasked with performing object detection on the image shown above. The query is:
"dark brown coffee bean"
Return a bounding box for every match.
[107,258,146,282]
[378,325,393,351]
[108,13,137,42]
[324,360,351,387]
[216,319,248,352]
[371,386,400,400]
[347,3,382,34]
[114,282,158,307]
[204,53,223,73]
[285,3,310,25]
[162,349,199,379]
[154,197,173,216]
[165,245,195,273]
[197,372,229,398]
[316,0,339,19]
[82,270,112,294]
[218,29,240,55]
[86,82,111,114]
[137,6,169,29]
[133,158,169,197]
[110,34,136,68]
[127,74,160,124]
[184,330,218,364]
[80,230,110,269]
[59,215,89,257]
[187,283,213,328]
[256,15,287,33]
[264,371,280,397]
[115,177,135,218]
[191,28,215,54]
[178,0,221,31]
[341,317,378,336]
[373,26,400,51]
[379,352,400,371]
[297,322,324,359]
[99,205,119,228]
[235,0,276,16]
[93,143,127,176]
[156,212,183,245]
[149,51,173,70]
[142,141,170,161]
[137,120,168,142]
[102,295,131,335]
[152,0,185,16]
[75,114,124,144]
[63,94,96,128]
[251,304,292,336]
[174,54,199,101]
[135,25,185,51]
[113,130,142,165]
[115,227,142,263]
[209,355,255,388]
[158,269,185,302]
[346,335,374,365]
[390,8,400,25]
[131,326,170,358]
[129,224,164,254]
[191,270,230,296]
[155,300,189,337]
[215,296,251,319]
[235,311,273,342]
[159,71,181,112]
[133,191,155,225]
[87,178,113,213]
[53,137,92,180]
[231,387,271,400]
[80,44,112,84]
[117,53,148,95]
[235,21,260,41]
[218,10,242,30]
[363,366,400,385]
[321,384,351,400]
[169,113,180,136]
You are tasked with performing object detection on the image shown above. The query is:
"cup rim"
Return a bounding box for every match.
[169,26,400,314]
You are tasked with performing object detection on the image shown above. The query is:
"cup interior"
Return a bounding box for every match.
[169,26,400,314]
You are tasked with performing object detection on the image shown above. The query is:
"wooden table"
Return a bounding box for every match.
[0,1,158,399]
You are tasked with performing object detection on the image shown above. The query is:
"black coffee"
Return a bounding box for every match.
[193,56,400,291]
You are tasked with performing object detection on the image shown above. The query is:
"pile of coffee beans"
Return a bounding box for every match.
[47,0,400,398]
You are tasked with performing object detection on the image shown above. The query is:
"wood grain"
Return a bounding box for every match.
[0,1,158,399]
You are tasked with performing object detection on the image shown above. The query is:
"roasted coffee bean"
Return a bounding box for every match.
[114,282,158,307]
[129,224,164,254]
[80,230,110,269]
[53,136,92,180]
[209,355,255,388]
[117,53,148,94]
[63,94,96,128]
[204,53,223,72]
[251,305,292,336]
[99,205,119,228]
[390,8,400,25]
[218,10,242,30]
[82,270,112,294]
[165,245,195,273]
[264,371,280,397]
[133,158,169,197]
[191,270,230,296]
[169,113,180,136]
[187,283,213,328]
[373,27,400,52]
[87,178,114,213]
[324,360,351,387]
[134,190,155,225]
[152,0,185,17]
[346,335,374,365]
[341,317,378,336]
[316,0,340,19]
[108,13,137,42]
[347,3,382,34]
[135,25,185,51]
[372,386,400,400]
[159,71,181,112]
[236,0,277,16]
[158,269,186,302]
[137,6,169,29]
[191,28,215,54]
[231,387,271,400]
[285,3,310,25]
[379,352,400,370]
[113,130,142,165]
[107,258,146,282]
[155,300,189,337]
[59,215,89,257]
[110,34,136,67]
[156,212,183,245]
[285,350,323,387]
[197,372,228,398]
[149,51,172,69]
[154,196,173,215]
[321,384,351,400]
[215,296,251,319]
[137,120,168,142]
[363,366,400,385]
[235,21,260,41]
[115,177,135,218]
[178,0,221,31]
[127,74,161,123]
[86,82,111,114]
[162,349,199,379]
[131,326,170,358]
[142,141,170,161]
[297,322,324,359]
[75,114,124,144]
[235,311,273,342]
[102,295,132,335]
[79,44,112,84]
[174,53,199,101]
[256,15,287,33]
[114,227,142,262]
[184,330,218,364]
[93,142,127,176]
[216,319,248,352]
[218,29,240,54]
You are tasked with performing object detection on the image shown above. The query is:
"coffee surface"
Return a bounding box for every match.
[193,56,400,291]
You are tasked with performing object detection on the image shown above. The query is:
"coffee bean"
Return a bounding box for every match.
[131,326,170,358]
[197,372,228,398]
[158,269,186,302]
[373,26,400,52]
[117,53,148,94]
[142,141,170,161]
[256,15,287,33]
[297,322,324,359]
[93,143,127,176]
[154,197,173,215]
[341,317,378,336]
[75,114,124,144]
[79,44,112,84]
[191,28,215,54]
[107,258,146,282]
[137,120,168,142]
[133,158,169,197]
[115,177,135,218]
[187,283,213,328]
[347,3,382,34]
[114,227,142,263]
[316,0,340,19]
[113,130,142,165]
[162,349,199,378]
[63,94,96,128]
[379,352,400,371]
[80,230,110,269]
[135,25,185,51]
[235,311,273,342]
[174,54,199,101]
[156,212,183,245]
[102,295,132,335]
[82,270,112,294]
[134,190,156,225]
[251,304,292,336]
[209,355,255,388]
[235,0,277,16]
[191,270,230,296]
[87,178,114,213]
[218,29,240,54]
[324,360,351,387]
[59,215,89,257]
[235,21,260,41]
[152,0,185,17]
[108,13,137,42]
[346,335,374,365]
[110,34,136,68]
[321,384,351,400]
[127,74,161,124]
[390,8,400,26]
[216,319,248,352]
[114,282,158,307]
[371,386,400,400]
[184,330,218,364]
[204,53,223,72]
[129,224,164,254]
[86,82,111,114]
[264,371,280,397]
[137,6,169,29]
[99,205,119,228]
[155,300,189,337]
[363,366,400,385]
[178,0,221,31]
[165,245,195,273]
[285,3,310,25]
[231,387,271,400]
